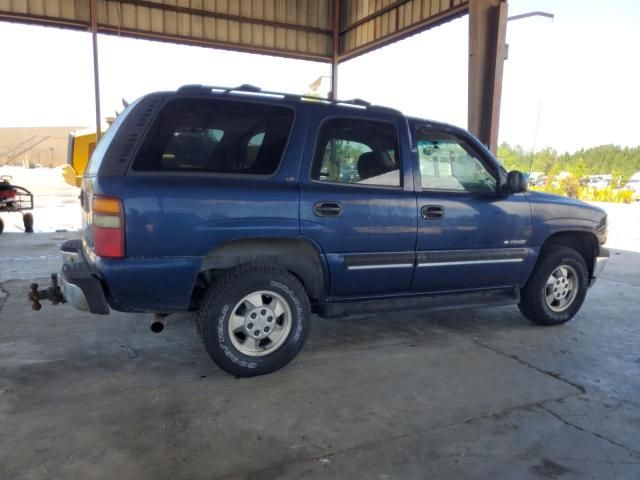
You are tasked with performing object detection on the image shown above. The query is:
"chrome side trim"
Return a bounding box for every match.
[416,247,529,264]
[418,258,524,267]
[348,263,414,271]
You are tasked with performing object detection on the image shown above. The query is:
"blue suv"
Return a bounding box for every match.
[34,84,609,376]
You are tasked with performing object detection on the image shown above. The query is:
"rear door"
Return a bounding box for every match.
[299,111,417,298]
[411,123,532,292]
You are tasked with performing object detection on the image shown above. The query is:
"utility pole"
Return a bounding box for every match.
[90,0,102,141]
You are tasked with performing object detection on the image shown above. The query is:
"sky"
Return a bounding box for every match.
[0,0,638,154]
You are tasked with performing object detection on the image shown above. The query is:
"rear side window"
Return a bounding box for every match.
[133,98,294,175]
[311,118,400,187]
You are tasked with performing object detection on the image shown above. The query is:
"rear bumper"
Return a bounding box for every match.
[61,240,201,313]
[60,240,110,314]
[589,246,609,287]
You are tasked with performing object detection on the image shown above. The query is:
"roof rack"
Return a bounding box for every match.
[176,84,401,115]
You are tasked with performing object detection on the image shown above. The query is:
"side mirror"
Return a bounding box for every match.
[505,170,527,194]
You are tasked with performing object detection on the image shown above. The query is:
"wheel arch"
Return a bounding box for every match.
[539,230,598,277]
[196,238,327,303]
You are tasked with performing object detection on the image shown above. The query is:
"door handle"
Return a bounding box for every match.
[422,205,444,220]
[314,201,342,217]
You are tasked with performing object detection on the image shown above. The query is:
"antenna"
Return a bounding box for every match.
[506,10,554,178]
[528,100,543,176]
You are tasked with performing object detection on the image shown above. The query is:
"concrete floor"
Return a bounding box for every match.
[1,231,640,479]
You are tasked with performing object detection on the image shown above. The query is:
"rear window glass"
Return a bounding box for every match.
[132,98,294,175]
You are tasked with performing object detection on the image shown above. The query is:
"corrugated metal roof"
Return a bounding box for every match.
[0,0,469,62]
[340,0,469,60]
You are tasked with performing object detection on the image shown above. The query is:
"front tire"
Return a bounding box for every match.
[198,264,310,377]
[518,246,589,326]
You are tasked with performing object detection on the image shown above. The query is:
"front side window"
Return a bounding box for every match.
[416,128,496,193]
[133,98,294,175]
[311,118,400,187]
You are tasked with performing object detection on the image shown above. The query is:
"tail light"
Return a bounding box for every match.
[92,196,125,258]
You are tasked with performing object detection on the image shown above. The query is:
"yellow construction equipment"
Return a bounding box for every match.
[62,129,99,187]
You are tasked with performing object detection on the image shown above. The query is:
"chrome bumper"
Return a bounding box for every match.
[589,246,609,287]
[60,240,87,311]
[60,271,91,312]
[59,240,110,314]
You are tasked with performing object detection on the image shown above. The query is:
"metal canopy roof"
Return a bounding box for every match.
[0,0,468,63]
[0,0,508,154]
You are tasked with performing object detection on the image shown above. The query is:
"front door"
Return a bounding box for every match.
[299,114,417,298]
[411,124,531,292]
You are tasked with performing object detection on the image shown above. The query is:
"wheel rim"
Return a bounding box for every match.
[228,290,292,357]
[544,265,579,312]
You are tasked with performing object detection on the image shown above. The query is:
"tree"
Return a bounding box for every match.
[570,158,586,180]
[496,142,640,184]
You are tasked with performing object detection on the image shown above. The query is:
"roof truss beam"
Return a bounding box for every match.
[0,0,470,63]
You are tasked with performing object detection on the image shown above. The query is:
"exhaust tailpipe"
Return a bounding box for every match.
[150,314,168,333]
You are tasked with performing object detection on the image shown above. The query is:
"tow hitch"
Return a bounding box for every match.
[28,273,64,311]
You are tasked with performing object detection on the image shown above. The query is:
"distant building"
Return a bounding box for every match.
[0,126,85,167]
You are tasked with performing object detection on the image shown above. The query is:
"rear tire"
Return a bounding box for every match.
[0,217,4,234]
[198,264,310,377]
[518,246,588,326]
[23,213,33,233]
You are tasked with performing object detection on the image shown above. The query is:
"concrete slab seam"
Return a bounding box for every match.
[538,404,640,457]
[471,337,587,394]
[618,398,640,410]
[211,393,584,480]
[0,282,8,316]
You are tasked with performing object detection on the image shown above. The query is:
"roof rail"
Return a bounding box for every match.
[177,83,262,93]
[176,84,402,115]
[347,98,371,107]
[235,84,262,92]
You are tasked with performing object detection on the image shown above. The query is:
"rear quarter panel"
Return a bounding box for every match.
[84,99,311,312]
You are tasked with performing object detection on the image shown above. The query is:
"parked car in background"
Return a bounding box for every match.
[585,174,613,190]
[32,84,609,377]
[527,171,544,187]
[622,172,640,201]
[533,175,548,187]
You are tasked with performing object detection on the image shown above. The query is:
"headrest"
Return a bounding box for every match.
[357,151,388,180]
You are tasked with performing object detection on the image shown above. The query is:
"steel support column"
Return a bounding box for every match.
[330,0,340,101]
[468,0,508,154]
[90,0,102,141]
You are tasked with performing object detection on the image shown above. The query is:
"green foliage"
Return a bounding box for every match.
[560,176,580,199]
[530,182,635,203]
[501,142,640,203]
[498,142,640,185]
[578,187,633,203]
